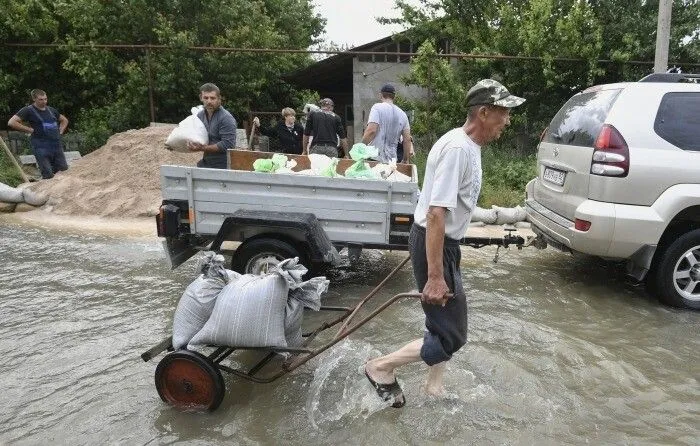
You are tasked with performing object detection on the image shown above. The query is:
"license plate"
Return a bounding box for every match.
[543,167,566,186]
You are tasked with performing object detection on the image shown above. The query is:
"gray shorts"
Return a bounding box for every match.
[409,223,468,366]
[309,144,338,158]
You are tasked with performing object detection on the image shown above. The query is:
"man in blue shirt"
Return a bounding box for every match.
[187,83,237,169]
[8,89,69,179]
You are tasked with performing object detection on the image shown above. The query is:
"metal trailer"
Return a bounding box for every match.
[156,150,528,274]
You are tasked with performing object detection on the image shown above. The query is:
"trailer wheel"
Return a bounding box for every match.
[231,238,304,275]
[155,350,225,411]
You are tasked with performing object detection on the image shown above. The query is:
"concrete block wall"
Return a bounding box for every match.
[352,58,428,143]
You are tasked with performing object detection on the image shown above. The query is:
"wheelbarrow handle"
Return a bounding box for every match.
[285,291,453,372]
[334,291,455,340]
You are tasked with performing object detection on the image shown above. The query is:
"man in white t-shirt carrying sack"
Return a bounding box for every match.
[361,84,413,163]
[363,79,525,408]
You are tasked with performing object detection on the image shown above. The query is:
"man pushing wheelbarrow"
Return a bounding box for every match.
[364,79,525,407]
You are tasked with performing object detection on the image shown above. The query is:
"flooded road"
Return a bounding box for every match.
[1,220,698,445]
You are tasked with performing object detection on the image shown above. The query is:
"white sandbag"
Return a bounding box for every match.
[22,189,48,206]
[493,205,527,225]
[0,182,24,203]
[471,206,498,224]
[272,258,328,347]
[165,106,208,152]
[303,103,320,115]
[171,253,234,349]
[371,162,395,179]
[188,272,290,349]
[385,170,412,182]
[308,154,333,174]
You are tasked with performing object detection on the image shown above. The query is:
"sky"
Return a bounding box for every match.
[312,0,421,48]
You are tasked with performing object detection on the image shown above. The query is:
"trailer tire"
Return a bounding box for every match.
[231,238,305,275]
[155,350,225,412]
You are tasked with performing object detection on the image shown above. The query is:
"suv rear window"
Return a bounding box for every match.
[654,92,700,151]
[543,89,622,147]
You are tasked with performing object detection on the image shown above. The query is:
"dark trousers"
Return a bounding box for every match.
[408,223,468,366]
[32,139,68,179]
[309,144,338,158]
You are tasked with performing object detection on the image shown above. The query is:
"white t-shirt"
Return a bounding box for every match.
[367,102,409,163]
[413,128,482,240]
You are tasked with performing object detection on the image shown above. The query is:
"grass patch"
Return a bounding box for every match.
[411,145,536,208]
[0,148,25,187]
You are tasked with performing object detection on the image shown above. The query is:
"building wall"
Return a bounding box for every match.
[351,58,428,144]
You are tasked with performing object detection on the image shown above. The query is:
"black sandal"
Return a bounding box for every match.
[364,367,406,408]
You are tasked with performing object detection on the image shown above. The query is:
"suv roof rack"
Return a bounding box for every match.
[639,73,700,83]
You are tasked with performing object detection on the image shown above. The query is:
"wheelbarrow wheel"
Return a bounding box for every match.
[155,350,225,411]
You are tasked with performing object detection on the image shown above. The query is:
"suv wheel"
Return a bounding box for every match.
[652,229,700,310]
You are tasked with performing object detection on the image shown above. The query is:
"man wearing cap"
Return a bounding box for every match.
[364,79,525,407]
[361,84,412,163]
[302,98,348,158]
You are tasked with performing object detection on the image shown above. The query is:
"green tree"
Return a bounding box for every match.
[389,0,699,153]
[1,0,325,150]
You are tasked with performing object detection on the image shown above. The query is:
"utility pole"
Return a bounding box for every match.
[654,0,673,73]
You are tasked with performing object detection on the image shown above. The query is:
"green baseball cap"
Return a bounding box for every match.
[466,79,525,108]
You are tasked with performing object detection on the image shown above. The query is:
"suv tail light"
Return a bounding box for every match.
[591,124,629,177]
[575,218,591,232]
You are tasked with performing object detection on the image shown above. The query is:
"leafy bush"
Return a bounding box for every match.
[412,144,536,208]
[0,148,25,187]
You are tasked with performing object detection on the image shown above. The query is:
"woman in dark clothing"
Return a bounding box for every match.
[252,107,304,154]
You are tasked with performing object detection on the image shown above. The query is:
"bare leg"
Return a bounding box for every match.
[365,338,423,384]
[422,362,446,396]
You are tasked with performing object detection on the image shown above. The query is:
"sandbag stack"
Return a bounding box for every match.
[471,205,528,225]
[171,253,237,349]
[171,253,329,351]
[0,182,48,213]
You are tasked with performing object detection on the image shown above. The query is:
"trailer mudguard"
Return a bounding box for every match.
[209,209,340,266]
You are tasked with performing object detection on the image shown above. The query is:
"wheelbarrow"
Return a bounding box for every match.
[142,256,427,412]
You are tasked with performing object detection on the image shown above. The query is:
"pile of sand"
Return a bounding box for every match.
[26,126,201,218]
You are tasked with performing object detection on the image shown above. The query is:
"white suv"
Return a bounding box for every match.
[525,73,700,309]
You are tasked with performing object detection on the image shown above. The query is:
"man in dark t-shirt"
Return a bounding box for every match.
[8,89,69,179]
[302,98,348,158]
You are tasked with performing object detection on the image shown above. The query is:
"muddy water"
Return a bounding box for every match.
[1,220,698,445]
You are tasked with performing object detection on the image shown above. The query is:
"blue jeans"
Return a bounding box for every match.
[32,139,68,179]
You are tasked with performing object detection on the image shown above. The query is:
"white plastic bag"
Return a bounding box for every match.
[165,106,208,152]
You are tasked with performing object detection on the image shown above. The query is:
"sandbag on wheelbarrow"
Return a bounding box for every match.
[188,257,329,349]
[171,252,240,349]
